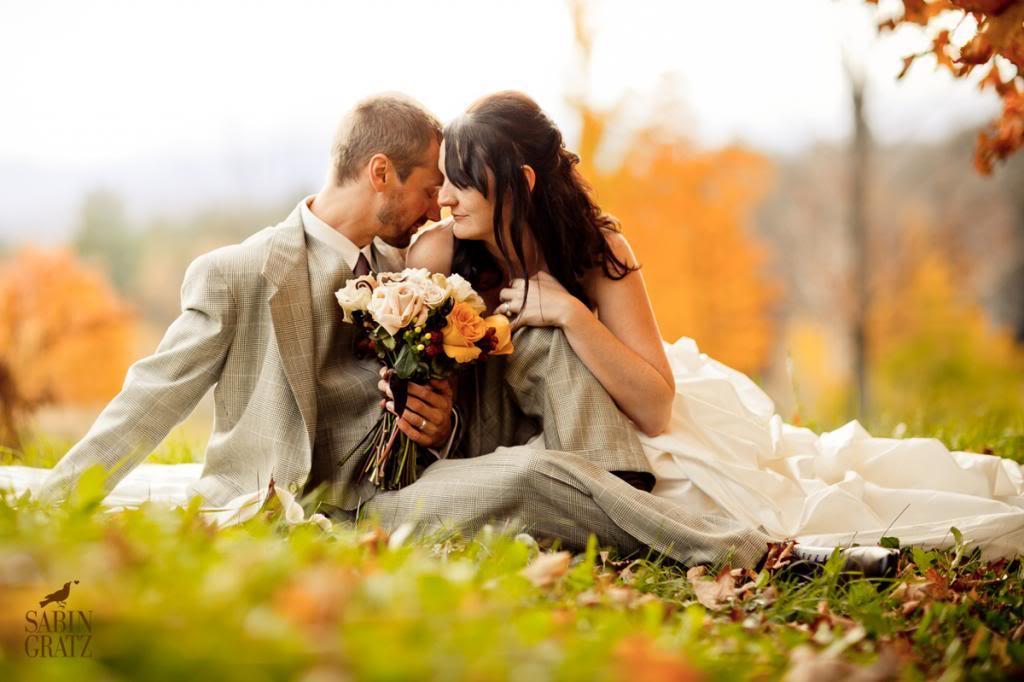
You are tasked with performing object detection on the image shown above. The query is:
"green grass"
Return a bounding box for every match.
[0,415,1022,680]
[869,413,1024,465]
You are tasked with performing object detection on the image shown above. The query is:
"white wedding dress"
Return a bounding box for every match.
[4,336,1024,556]
[629,338,1024,559]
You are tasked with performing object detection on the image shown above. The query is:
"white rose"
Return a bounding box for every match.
[335,275,375,323]
[402,267,433,284]
[367,281,429,336]
[446,274,486,314]
[446,273,473,301]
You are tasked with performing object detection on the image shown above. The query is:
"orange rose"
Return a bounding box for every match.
[483,314,514,356]
[442,302,488,363]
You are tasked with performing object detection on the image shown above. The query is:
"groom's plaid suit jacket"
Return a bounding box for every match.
[38,201,404,507]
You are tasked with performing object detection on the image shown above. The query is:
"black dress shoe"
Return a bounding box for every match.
[785,545,899,579]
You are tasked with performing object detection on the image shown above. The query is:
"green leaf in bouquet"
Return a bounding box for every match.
[381,335,396,351]
[394,344,419,379]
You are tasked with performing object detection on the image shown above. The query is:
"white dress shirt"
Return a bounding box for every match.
[301,195,377,272]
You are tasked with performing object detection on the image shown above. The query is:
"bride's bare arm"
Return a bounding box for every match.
[502,232,675,437]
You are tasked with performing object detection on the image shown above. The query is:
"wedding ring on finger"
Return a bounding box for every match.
[502,301,511,316]
[420,417,427,430]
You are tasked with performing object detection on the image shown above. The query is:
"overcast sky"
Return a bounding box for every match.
[0,0,1002,240]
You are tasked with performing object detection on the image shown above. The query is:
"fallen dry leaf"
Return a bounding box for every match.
[763,540,797,572]
[783,644,898,682]
[359,527,390,553]
[613,634,703,682]
[271,565,358,632]
[520,551,571,588]
[811,600,857,631]
[688,566,737,610]
[967,624,989,658]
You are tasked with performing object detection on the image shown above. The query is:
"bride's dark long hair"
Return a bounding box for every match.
[444,91,636,308]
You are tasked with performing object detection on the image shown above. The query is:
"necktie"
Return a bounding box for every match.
[354,251,372,277]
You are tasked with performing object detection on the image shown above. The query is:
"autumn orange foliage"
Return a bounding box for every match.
[572,114,780,373]
[565,1,779,374]
[0,247,135,447]
[871,0,1024,173]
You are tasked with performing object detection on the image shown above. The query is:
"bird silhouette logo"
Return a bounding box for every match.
[38,580,79,609]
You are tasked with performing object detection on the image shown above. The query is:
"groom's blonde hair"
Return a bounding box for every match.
[331,93,442,186]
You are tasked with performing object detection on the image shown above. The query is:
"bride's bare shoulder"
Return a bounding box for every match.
[584,229,640,288]
[408,219,455,274]
[600,228,640,269]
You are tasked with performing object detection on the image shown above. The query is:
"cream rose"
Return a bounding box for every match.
[367,282,428,336]
[420,280,449,307]
[335,275,376,323]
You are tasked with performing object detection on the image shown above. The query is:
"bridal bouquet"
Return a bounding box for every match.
[335,268,514,490]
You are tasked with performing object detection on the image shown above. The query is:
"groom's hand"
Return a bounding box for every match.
[378,368,455,447]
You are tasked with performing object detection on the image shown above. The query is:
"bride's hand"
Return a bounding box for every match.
[499,272,586,332]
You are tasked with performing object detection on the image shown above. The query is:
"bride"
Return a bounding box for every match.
[406,90,1024,559]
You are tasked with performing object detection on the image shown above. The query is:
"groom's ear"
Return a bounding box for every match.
[522,164,536,193]
[368,153,390,192]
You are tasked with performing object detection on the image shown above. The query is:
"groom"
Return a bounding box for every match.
[39,93,458,510]
[40,93,772,569]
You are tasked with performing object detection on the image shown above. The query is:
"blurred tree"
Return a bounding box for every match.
[847,63,873,420]
[73,189,139,293]
[866,0,1024,174]
[121,196,300,326]
[757,129,1023,424]
[1000,153,1024,339]
[567,0,780,373]
[0,247,135,448]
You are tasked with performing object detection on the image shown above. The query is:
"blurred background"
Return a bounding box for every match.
[1,0,1022,462]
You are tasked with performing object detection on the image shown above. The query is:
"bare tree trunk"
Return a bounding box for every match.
[849,73,871,420]
[0,361,21,451]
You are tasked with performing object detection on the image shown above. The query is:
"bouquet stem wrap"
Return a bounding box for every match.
[353,376,420,490]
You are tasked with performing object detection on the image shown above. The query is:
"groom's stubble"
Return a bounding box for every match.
[373,159,442,248]
[375,193,417,249]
